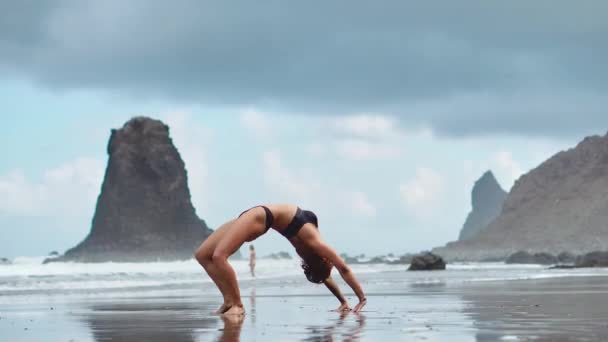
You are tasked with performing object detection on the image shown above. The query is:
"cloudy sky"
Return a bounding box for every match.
[1,1,606,258]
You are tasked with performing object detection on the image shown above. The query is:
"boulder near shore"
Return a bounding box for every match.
[408,252,446,271]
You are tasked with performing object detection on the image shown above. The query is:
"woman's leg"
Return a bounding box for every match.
[197,209,265,316]
[210,213,266,315]
[209,222,250,315]
[194,219,236,313]
[210,249,245,315]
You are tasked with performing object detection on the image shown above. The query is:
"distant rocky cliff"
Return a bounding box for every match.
[47,117,212,262]
[458,171,507,241]
[435,133,608,261]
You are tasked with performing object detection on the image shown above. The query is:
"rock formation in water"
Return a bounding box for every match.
[408,252,446,271]
[557,252,576,264]
[505,251,558,265]
[458,171,507,241]
[264,251,292,259]
[434,133,608,261]
[47,117,212,263]
[576,251,608,267]
[339,253,413,265]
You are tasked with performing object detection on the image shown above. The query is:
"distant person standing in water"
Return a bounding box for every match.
[195,204,367,316]
[249,245,256,277]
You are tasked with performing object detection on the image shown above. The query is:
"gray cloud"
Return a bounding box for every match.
[1,1,607,137]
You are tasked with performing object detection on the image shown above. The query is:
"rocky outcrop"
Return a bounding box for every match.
[367,256,389,264]
[408,252,446,271]
[0,257,10,265]
[264,251,292,259]
[532,252,557,265]
[387,254,414,265]
[459,171,507,240]
[46,117,212,263]
[557,252,577,264]
[575,251,608,267]
[341,254,363,264]
[340,253,413,265]
[505,251,535,264]
[505,251,558,265]
[434,133,608,261]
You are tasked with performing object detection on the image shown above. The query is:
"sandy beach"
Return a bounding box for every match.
[2,264,608,342]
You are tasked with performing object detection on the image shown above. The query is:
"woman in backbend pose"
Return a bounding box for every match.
[195,204,367,316]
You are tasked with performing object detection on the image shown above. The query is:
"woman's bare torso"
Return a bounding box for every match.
[233,204,320,259]
[264,204,321,258]
[263,203,297,230]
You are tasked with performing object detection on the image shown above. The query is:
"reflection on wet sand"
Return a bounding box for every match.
[303,311,366,342]
[215,287,254,341]
[250,287,256,325]
[80,301,218,342]
[459,277,608,341]
[217,314,244,342]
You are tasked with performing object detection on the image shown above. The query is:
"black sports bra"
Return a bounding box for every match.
[238,206,274,231]
[281,207,318,239]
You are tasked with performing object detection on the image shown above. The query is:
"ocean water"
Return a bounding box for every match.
[2,257,608,302]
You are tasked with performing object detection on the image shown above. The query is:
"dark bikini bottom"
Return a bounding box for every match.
[281,207,318,239]
[238,206,274,231]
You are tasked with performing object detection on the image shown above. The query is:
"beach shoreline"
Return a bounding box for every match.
[2,267,608,341]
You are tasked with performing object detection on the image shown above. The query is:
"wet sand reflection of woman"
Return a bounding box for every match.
[249,245,256,278]
[216,315,244,342]
[305,311,366,342]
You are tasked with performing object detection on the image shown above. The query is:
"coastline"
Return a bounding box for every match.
[2,266,608,341]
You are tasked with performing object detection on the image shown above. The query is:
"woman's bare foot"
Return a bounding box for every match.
[222,304,245,316]
[332,302,351,312]
[214,303,232,314]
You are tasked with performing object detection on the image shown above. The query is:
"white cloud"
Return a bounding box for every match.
[304,142,327,158]
[162,112,211,212]
[0,170,41,215]
[462,159,480,198]
[344,191,377,218]
[331,114,398,139]
[322,114,410,161]
[491,151,524,189]
[460,150,525,195]
[239,108,272,141]
[262,150,322,207]
[262,150,376,218]
[0,112,212,223]
[399,167,445,219]
[0,158,104,218]
[334,139,401,161]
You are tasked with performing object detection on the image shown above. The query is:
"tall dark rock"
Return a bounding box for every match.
[48,117,212,262]
[458,171,507,241]
[434,133,608,261]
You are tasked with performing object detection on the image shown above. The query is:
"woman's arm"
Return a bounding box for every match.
[323,276,350,311]
[310,240,367,312]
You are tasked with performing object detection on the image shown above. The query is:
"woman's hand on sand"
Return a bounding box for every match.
[332,302,351,312]
[353,297,367,312]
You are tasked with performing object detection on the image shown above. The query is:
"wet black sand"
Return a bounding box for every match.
[2,273,608,341]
